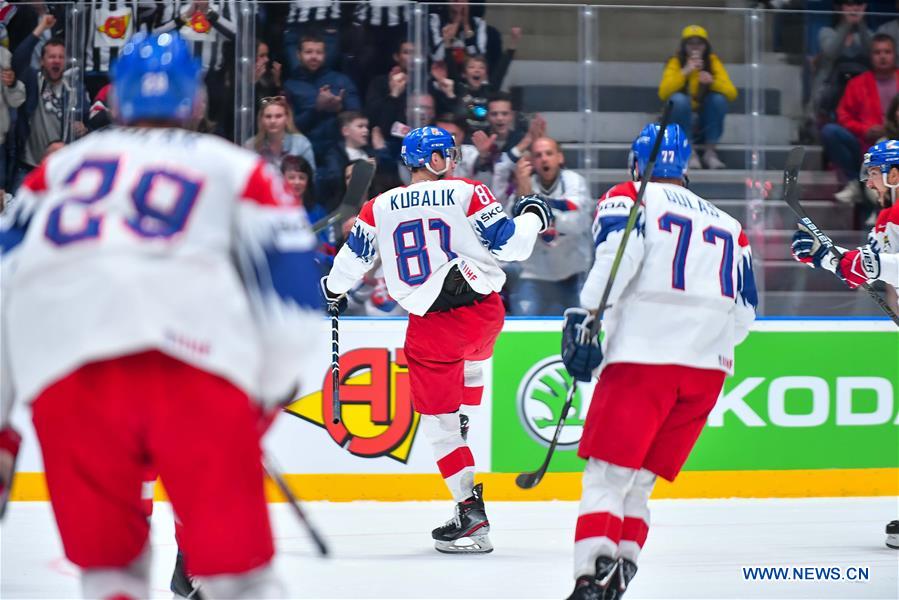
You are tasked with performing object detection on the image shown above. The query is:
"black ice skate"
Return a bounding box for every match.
[432,483,492,554]
[887,520,899,549]
[171,550,204,599]
[565,556,637,600]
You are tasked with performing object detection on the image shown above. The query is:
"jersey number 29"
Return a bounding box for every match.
[45,158,201,246]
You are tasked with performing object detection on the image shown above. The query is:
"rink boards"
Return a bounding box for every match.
[8,318,898,502]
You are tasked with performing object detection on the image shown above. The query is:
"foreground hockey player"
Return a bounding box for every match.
[791,139,899,550]
[322,126,553,553]
[561,123,757,599]
[0,33,320,599]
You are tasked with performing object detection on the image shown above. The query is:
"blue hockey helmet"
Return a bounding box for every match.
[110,32,201,124]
[861,139,899,182]
[630,123,691,180]
[401,126,460,170]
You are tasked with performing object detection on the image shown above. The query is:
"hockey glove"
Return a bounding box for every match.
[561,308,603,382]
[837,246,881,289]
[790,226,830,268]
[320,276,347,315]
[0,425,22,519]
[512,194,555,233]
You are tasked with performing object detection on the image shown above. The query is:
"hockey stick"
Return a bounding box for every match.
[310,160,376,234]
[516,101,674,490]
[782,147,899,327]
[262,456,329,557]
[329,305,341,425]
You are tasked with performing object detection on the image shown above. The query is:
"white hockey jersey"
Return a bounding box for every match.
[326,176,542,315]
[0,127,321,408]
[868,202,899,288]
[581,181,757,375]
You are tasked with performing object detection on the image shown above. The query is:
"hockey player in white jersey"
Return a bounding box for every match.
[561,124,757,599]
[0,33,321,599]
[322,126,553,553]
[791,139,899,550]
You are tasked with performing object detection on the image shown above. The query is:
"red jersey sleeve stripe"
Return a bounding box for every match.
[601,181,638,202]
[357,198,376,227]
[738,230,750,248]
[240,160,297,207]
[21,161,48,193]
[875,205,899,231]
[465,181,498,216]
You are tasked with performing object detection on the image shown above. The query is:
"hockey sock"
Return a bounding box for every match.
[462,359,488,406]
[618,468,655,563]
[200,563,283,599]
[574,459,638,579]
[421,413,475,502]
[81,546,151,600]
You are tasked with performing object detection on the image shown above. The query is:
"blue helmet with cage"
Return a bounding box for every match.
[401,126,459,171]
[110,32,201,124]
[630,123,691,180]
[861,139,899,182]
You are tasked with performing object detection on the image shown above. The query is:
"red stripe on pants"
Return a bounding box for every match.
[436,446,475,478]
[462,386,484,406]
[621,516,649,548]
[574,512,623,543]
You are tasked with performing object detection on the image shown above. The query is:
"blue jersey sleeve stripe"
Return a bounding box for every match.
[476,216,516,252]
[262,246,323,310]
[594,215,628,247]
[738,255,759,308]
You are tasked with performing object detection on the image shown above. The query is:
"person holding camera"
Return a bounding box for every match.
[658,25,737,170]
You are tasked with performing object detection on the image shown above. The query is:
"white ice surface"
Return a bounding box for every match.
[1,497,898,600]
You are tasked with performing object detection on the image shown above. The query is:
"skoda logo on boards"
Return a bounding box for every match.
[516,356,595,448]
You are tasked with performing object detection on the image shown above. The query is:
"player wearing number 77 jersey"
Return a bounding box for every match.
[323,126,553,554]
[561,123,757,600]
[0,33,321,599]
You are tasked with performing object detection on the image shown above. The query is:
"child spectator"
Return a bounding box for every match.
[658,24,737,169]
[319,111,397,204]
[244,95,316,172]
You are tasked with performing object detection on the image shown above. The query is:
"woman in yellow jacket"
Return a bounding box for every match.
[658,25,737,169]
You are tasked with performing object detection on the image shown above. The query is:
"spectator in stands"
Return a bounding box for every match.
[470,92,546,177]
[658,24,737,170]
[429,0,489,74]
[822,33,898,204]
[431,34,518,133]
[281,154,317,214]
[810,1,873,124]
[365,38,412,135]
[877,1,899,49]
[12,30,88,190]
[282,0,344,76]
[190,84,220,135]
[244,95,316,172]
[255,39,282,110]
[284,34,360,163]
[505,136,593,315]
[0,41,25,192]
[154,1,239,138]
[319,111,396,204]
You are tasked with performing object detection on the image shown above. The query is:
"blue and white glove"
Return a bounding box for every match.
[512,194,554,233]
[791,226,831,268]
[561,308,603,382]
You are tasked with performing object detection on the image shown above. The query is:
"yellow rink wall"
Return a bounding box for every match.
[10,468,899,503]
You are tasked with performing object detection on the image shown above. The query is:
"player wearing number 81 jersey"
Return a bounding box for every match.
[324,126,553,554]
[562,123,757,600]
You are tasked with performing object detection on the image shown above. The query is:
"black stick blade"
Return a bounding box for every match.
[515,471,543,490]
